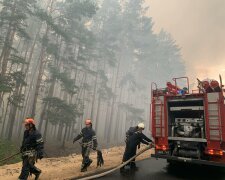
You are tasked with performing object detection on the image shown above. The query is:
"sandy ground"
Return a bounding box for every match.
[0,146,153,180]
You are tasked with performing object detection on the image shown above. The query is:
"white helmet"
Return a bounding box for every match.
[138,123,145,129]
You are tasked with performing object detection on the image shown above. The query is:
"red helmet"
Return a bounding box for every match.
[85,119,92,125]
[210,80,219,88]
[24,118,35,125]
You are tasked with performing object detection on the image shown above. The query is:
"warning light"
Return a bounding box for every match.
[156,144,168,151]
[206,149,223,156]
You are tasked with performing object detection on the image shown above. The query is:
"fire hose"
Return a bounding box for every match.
[76,145,152,180]
[0,151,48,164]
[0,152,21,164]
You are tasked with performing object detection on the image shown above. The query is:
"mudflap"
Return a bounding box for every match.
[152,154,225,167]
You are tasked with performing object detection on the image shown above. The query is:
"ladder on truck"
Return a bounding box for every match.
[151,82,165,138]
[206,93,222,141]
[153,98,164,137]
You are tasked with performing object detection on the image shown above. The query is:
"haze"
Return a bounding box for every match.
[147,0,225,83]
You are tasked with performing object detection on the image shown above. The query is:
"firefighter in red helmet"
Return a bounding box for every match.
[210,80,221,92]
[202,80,213,93]
[73,119,98,172]
[18,118,44,180]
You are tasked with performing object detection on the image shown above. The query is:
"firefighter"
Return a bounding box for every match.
[202,80,213,93]
[121,123,153,172]
[210,80,221,92]
[73,119,98,172]
[18,118,44,180]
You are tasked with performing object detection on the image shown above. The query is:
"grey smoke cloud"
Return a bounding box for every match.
[146,0,225,83]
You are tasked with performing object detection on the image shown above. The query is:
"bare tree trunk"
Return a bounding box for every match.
[53,125,58,139]
[57,121,63,141]
[31,50,46,117]
[1,94,11,137]
[95,95,101,134]
[104,101,111,141]
[62,124,69,148]
[114,87,123,142]
[90,73,98,120]
[6,84,20,140]
[67,122,72,141]
[38,78,56,131]
[43,114,49,142]
[107,58,121,142]
[30,0,54,117]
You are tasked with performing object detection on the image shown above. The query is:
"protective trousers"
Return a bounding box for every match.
[18,156,41,180]
[122,144,137,167]
[81,146,91,167]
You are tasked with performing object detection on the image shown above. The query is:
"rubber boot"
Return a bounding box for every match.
[86,159,93,168]
[81,164,87,172]
[130,162,138,171]
[34,169,42,180]
[120,166,125,173]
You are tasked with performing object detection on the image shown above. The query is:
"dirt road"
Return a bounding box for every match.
[0,146,153,180]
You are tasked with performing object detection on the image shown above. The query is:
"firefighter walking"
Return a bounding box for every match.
[73,119,98,172]
[18,118,44,180]
[121,123,153,172]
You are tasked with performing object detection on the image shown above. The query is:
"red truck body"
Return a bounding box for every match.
[151,77,225,166]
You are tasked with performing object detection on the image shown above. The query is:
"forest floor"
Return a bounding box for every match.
[0,145,153,180]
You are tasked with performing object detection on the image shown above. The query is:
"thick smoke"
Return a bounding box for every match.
[147,0,225,83]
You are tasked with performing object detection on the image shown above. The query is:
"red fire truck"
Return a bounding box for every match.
[151,76,225,166]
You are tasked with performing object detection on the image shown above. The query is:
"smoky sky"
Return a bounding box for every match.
[146,0,225,84]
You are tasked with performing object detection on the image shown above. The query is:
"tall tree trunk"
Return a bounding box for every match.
[107,58,121,142]
[90,73,98,120]
[67,122,72,141]
[30,0,54,117]
[104,101,111,141]
[0,94,11,137]
[6,84,20,140]
[53,124,57,139]
[95,95,101,134]
[31,50,46,117]
[62,124,69,148]
[43,116,49,142]
[114,87,123,142]
[38,78,56,131]
[57,121,63,141]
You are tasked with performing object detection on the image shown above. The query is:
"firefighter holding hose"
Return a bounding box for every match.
[73,119,100,172]
[121,123,153,172]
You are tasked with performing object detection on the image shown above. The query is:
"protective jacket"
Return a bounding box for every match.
[21,129,44,159]
[123,129,152,164]
[18,129,43,180]
[74,127,98,148]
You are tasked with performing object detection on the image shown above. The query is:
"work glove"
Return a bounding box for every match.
[97,150,104,167]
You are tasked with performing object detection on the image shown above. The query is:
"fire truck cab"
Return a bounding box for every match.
[151,76,225,167]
